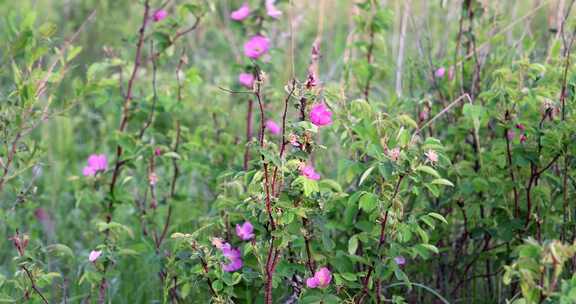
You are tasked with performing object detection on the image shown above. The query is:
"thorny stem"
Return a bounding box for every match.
[271,79,297,196]
[244,99,254,171]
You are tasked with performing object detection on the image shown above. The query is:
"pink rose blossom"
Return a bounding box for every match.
[266,0,282,19]
[83,154,108,177]
[435,67,446,78]
[309,103,332,126]
[306,267,332,289]
[235,221,255,241]
[221,244,243,272]
[301,165,320,181]
[425,150,438,164]
[155,147,162,156]
[153,10,168,22]
[230,3,250,21]
[243,36,270,59]
[238,73,255,88]
[211,237,225,249]
[89,250,102,262]
[265,120,281,135]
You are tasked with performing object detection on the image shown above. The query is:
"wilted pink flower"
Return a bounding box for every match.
[435,67,446,78]
[211,237,225,249]
[310,103,332,126]
[238,73,255,88]
[266,0,282,19]
[425,150,438,164]
[506,129,515,141]
[149,172,158,186]
[243,36,270,59]
[83,154,108,177]
[89,250,102,262]
[236,221,255,241]
[394,256,406,266]
[305,72,317,89]
[419,108,429,122]
[265,120,281,135]
[516,123,525,131]
[520,134,527,144]
[153,10,168,22]
[230,3,250,21]
[388,148,401,161]
[306,267,332,289]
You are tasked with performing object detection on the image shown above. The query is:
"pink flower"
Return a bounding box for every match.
[221,244,243,272]
[89,250,102,263]
[265,120,281,135]
[301,165,320,181]
[425,150,438,164]
[236,221,255,241]
[266,0,282,19]
[306,267,332,289]
[230,3,250,21]
[238,73,255,88]
[394,256,406,266]
[83,154,108,177]
[223,257,243,272]
[305,72,317,89]
[520,134,527,144]
[153,10,168,22]
[388,148,401,161]
[244,36,270,59]
[155,147,162,156]
[309,103,332,126]
[435,67,446,78]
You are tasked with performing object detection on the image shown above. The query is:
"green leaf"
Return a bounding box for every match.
[348,235,359,255]
[431,178,454,187]
[359,192,378,213]
[416,165,440,178]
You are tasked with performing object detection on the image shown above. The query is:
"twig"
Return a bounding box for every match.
[22,266,49,304]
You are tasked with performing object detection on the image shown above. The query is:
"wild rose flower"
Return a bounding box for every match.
[230,3,250,21]
[266,0,282,19]
[425,150,438,164]
[394,256,406,266]
[221,245,243,272]
[238,73,255,89]
[153,10,168,22]
[301,165,320,181]
[265,120,281,135]
[235,221,254,241]
[154,147,162,156]
[243,36,270,59]
[306,267,332,289]
[83,154,108,177]
[309,103,332,126]
[89,250,102,262]
[388,147,401,161]
[435,67,446,78]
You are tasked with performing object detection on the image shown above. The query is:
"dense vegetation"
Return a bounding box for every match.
[1,0,576,303]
